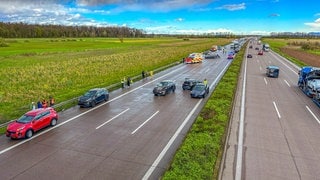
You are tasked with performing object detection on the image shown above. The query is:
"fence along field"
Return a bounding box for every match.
[0,37,230,123]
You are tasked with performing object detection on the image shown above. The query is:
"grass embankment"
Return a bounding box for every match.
[162,44,245,179]
[261,38,320,67]
[0,37,231,123]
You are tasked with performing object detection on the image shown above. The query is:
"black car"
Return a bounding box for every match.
[266,65,279,78]
[182,78,201,90]
[78,88,109,107]
[153,80,176,96]
[247,54,253,58]
[190,83,209,98]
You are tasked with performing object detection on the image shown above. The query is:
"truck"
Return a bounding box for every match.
[210,45,218,52]
[298,66,320,98]
[263,43,270,52]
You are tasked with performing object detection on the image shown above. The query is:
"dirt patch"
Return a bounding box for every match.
[280,47,320,66]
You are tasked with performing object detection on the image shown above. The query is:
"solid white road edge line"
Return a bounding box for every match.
[273,101,281,119]
[306,106,320,125]
[270,52,298,75]
[141,99,203,180]
[131,110,159,135]
[235,55,247,180]
[96,108,130,129]
[142,58,232,180]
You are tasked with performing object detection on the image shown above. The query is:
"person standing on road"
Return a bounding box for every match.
[49,96,55,107]
[150,70,153,79]
[121,78,125,88]
[203,78,208,86]
[37,100,42,108]
[31,102,36,110]
[127,77,131,87]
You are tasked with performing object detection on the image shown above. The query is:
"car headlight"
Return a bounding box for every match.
[17,126,25,132]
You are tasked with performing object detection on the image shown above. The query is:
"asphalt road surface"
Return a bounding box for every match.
[0,50,232,180]
[222,42,320,180]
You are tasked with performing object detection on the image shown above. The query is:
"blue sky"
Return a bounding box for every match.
[0,0,319,35]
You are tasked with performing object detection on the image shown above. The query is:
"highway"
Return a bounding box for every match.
[222,42,320,180]
[0,50,231,179]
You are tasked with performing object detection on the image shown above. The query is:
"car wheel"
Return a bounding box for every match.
[172,87,175,93]
[25,129,33,139]
[91,101,96,107]
[50,118,57,126]
[104,96,108,101]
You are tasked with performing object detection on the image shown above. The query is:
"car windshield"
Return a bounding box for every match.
[157,82,168,87]
[194,85,205,91]
[268,68,278,73]
[84,90,97,97]
[16,114,35,123]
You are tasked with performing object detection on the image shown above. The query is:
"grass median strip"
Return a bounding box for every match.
[162,44,244,179]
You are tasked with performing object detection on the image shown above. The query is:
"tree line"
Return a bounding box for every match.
[0,22,146,38]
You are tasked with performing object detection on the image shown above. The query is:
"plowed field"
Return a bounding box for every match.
[280,47,320,66]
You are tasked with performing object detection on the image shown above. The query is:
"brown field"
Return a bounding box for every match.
[280,47,320,66]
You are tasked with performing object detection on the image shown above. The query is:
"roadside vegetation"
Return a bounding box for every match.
[0,37,231,124]
[262,38,320,67]
[162,43,245,179]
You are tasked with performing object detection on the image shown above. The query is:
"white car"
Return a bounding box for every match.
[307,79,320,97]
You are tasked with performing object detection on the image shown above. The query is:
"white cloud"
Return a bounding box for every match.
[305,18,320,31]
[269,13,280,17]
[75,0,213,12]
[216,3,246,11]
[175,18,184,22]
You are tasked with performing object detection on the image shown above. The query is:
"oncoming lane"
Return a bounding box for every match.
[223,43,320,180]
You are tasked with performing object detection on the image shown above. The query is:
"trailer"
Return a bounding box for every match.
[298,66,320,97]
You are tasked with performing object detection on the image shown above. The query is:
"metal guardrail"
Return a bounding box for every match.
[0,61,182,129]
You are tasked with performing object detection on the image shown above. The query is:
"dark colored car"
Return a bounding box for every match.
[153,80,176,96]
[258,50,263,55]
[6,107,58,139]
[78,88,109,107]
[190,83,209,98]
[182,78,201,90]
[255,47,259,50]
[266,65,279,78]
[247,54,253,58]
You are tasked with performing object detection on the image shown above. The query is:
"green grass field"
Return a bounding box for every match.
[0,37,231,123]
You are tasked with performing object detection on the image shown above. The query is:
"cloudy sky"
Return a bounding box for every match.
[0,0,319,35]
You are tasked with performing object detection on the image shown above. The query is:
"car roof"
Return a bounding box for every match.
[195,82,206,86]
[90,88,107,91]
[267,65,279,69]
[25,108,52,116]
[161,80,174,82]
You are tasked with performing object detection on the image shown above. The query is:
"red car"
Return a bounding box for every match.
[6,107,58,139]
[227,53,234,59]
[258,50,263,55]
